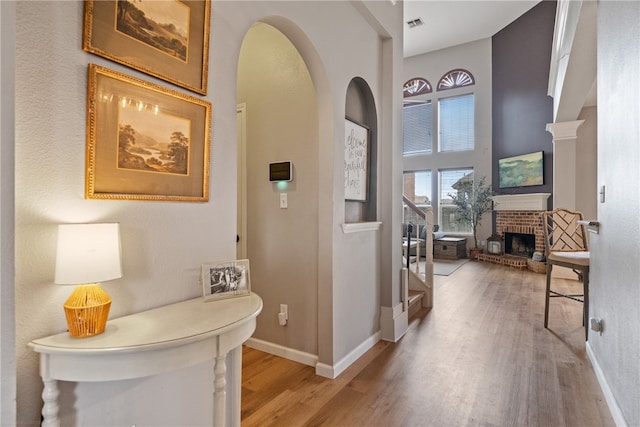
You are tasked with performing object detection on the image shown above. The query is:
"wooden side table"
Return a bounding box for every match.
[29,293,263,427]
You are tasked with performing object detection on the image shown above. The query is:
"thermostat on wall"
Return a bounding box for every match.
[269,161,293,182]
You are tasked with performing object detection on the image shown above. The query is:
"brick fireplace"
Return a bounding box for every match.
[495,210,545,254]
[479,193,551,271]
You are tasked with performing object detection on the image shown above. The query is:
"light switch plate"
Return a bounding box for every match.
[280,193,288,209]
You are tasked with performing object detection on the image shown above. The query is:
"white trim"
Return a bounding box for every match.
[244,337,318,367]
[315,331,381,379]
[380,302,408,342]
[341,221,382,234]
[492,193,551,211]
[586,342,628,427]
[546,120,585,141]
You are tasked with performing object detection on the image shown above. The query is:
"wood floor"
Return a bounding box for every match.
[241,261,614,426]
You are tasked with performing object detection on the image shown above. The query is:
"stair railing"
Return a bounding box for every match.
[402,195,426,276]
[402,195,434,310]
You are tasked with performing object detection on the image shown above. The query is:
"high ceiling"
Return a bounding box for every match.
[404,1,541,58]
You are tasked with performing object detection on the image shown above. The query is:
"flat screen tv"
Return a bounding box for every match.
[498,151,544,188]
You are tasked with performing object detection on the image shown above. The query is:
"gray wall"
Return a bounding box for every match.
[238,22,320,355]
[492,1,556,201]
[0,1,16,423]
[591,2,640,425]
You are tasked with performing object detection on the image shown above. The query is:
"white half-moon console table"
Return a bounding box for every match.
[28,293,263,427]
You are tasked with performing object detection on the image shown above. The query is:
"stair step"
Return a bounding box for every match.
[408,290,425,317]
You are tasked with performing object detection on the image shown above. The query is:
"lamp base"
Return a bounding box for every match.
[63,283,111,338]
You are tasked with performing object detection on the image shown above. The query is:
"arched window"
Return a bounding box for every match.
[437,69,475,91]
[403,77,432,98]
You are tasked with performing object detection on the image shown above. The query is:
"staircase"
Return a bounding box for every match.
[408,290,425,318]
[402,196,434,317]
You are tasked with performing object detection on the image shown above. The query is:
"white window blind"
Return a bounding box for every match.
[403,101,432,155]
[439,94,474,152]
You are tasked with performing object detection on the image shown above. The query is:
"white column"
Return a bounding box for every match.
[546,120,585,210]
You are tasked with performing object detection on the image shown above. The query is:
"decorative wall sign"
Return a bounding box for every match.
[86,64,211,201]
[344,118,369,201]
[201,259,251,302]
[83,0,211,95]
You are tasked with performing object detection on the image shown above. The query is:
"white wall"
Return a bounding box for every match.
[403,39,493,248]
[13,1,403,424]
[576,106,597,221]
[589,2,640,426]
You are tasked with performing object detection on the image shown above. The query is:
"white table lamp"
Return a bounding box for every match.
[55,223,122,338]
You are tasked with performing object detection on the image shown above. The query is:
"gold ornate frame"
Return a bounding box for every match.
[86,64,211,202]
[83,0,211,95]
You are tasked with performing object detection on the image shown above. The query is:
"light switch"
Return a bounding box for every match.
[280,193,288,209]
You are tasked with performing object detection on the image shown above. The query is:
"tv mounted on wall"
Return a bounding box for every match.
[498,151,544,188]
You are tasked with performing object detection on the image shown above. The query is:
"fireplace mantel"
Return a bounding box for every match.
[492,193,551,211]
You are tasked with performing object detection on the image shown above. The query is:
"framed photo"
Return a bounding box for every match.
[86,64,211,202]
[83,0,211,95]
[201,259,251,302]
[344,118,369,201]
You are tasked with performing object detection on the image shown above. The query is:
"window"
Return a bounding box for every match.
[439,169,473,234]
[403,101,432,155]
[403,170,431,206]
[403,77,432,98]
[401,68,478,234]
[439,94,474,152]
[403,170,431,236]
[437,69,475,91]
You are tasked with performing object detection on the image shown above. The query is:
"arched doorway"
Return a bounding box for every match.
[236,22,322,358]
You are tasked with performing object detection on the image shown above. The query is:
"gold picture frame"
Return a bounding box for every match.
[201,259,251,302]
[83,0,211,95]
[86,64,211,202]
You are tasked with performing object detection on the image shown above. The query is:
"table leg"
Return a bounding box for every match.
[214,353,227,427]
[41,377,60,427]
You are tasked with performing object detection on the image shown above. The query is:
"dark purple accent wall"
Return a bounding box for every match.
[492,0,557,203]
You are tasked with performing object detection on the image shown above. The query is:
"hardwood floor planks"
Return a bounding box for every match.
[242,261,614,426]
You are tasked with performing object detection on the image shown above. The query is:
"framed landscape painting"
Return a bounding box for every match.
[85,64,211,201]
[498,151,544,188]
[201,259,251,302]
[83,0,211,95]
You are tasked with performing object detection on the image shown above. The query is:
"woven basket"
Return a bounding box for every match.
[527,259,547,274]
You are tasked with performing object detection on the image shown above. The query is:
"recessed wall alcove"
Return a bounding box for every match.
[345,78,377,223]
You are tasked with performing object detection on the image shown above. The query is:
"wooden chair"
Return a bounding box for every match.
[542,208,590,340]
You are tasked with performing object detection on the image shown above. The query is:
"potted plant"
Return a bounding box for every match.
[449,175,493,259]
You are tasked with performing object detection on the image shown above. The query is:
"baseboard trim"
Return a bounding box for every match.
[244,337,318,367]
[586,342,628,427]
[380,302,408,342]
[315,331,381,379]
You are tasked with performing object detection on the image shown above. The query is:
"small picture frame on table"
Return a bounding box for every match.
[201,259,251,302]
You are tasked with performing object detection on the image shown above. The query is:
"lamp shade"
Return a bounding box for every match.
[54,223,122,285]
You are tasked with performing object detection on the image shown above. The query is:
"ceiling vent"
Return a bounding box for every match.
[406,18,424,28]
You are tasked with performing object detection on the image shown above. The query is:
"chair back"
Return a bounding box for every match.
[542,208,589,256]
